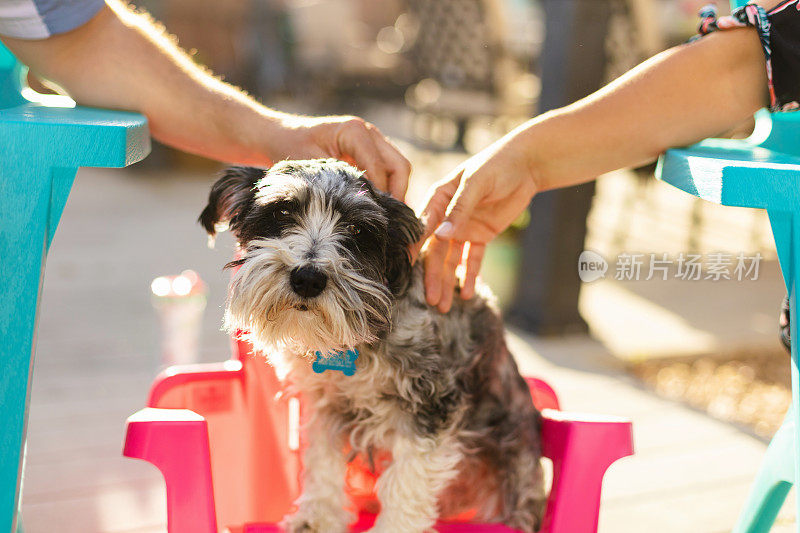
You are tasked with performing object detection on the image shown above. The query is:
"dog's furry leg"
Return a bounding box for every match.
[369,435,463,533]
[499,446,547,533]
[284,413,352,533]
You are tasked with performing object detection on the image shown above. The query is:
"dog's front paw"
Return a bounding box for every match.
[283,506,350,533]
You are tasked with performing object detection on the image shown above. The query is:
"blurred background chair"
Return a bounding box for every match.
[401,0,533,151]
[0,42,150,532]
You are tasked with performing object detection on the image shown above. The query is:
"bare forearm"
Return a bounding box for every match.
[523,26,767,191]
[1,2,282,164]
[419,1,782,310]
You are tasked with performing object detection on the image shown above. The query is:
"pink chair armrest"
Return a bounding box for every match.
[123,408,218,533]
[539,409,633,533]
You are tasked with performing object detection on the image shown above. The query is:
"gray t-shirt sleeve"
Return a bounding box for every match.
[0,0,104,39]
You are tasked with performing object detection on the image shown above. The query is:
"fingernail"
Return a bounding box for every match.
[434,221,453,238]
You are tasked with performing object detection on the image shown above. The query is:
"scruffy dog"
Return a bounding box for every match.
[200,159,545,533]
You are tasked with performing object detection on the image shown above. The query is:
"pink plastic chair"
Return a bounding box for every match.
[123,339,633,533]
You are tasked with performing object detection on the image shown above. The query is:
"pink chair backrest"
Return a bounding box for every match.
[136,337,633,533]
[145,340,567,531]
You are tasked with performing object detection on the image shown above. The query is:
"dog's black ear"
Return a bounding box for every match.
[199,166,264,238]
[370,187,424,296]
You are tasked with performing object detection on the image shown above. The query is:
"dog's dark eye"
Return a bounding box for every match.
[274,208,291,221]
[345,224,360,236]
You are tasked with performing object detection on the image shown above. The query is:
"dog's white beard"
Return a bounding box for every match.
[224,238,391,361]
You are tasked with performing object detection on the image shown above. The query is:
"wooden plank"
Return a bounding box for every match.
[21,481,165,533]
[23,454,161,500]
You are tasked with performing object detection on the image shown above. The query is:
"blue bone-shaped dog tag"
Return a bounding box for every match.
[312,349,359,376]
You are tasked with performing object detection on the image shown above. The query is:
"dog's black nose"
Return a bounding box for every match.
[290,266,327,298]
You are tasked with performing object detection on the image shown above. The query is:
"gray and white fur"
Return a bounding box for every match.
[200,159,545,533]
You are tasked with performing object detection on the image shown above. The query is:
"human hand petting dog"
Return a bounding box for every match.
[0,2,410,201]
[266,114,411,201]
[418,132,538,313]
[419,19,772,313]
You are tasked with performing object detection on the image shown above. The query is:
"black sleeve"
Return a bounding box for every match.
[767,1,800,111]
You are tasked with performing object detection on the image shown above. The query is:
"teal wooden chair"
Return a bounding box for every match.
[656,1,800,530]
[0,42,150,531]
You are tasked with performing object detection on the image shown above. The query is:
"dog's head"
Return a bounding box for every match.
[200,159,422,353]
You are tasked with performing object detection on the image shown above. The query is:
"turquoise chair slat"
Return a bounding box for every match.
[656,140,800,209]
[657,103,800,532]
[0,104,150,167]
[752,110,800,157]
[655,109,800,287]
[0,104,150,248]
[733,411,795,533]
[656,107,800,207]
[767,210,793,293]
[0,41,150,532]
[0,47,24,109]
